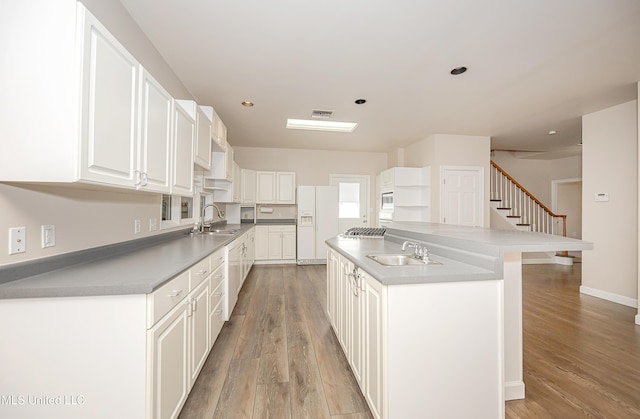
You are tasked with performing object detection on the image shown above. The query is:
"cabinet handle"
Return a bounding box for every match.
[192,298,197,312]
[213,292,224,297]
[141,172,148,186]
[214,309,223,316]
[196,269,208,276]
[134,170,142,187]
[167,289,183,298]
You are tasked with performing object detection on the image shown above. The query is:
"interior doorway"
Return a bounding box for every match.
[552,178,582,258]
[441,166,484,227]
[329,174,370,233]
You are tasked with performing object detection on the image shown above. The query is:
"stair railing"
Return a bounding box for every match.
[490,161,567,237]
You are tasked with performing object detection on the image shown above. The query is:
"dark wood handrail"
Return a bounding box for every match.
[491,160,567,237]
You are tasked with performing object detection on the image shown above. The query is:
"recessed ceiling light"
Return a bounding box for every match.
[355,99,366,105]
[286,119,358,132]
[549,130,557,135]
[450,66,467,75]
[241,101,254,107]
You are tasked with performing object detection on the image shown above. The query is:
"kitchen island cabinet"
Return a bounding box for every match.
[327,247,503,419]
[326,222,593,419]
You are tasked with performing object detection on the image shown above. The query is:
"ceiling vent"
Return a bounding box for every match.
[311,110,333,119]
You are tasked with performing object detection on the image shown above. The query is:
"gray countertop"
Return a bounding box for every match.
[0,224,253,299]
[327,222,593,286]
[0,221,593,298]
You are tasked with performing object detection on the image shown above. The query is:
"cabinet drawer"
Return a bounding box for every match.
[209,298,225,347]
[209,279,225,313]
[210,248,225,271]
[147,270,190,328]
[190,256,211,289]
[268,225,295,233]
[209,263,225,291]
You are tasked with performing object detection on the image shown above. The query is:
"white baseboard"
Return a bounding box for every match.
[636,314,640,326]
[504,381,525,401]
[521,258,556,265]
[253,260,297,265]
[580,286,638,308]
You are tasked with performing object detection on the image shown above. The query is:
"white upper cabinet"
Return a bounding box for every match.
[256,171,296,204]
[173,101,196,196]
[79,8,140,188]
[138,69,173,193]
[211,111,227,151]
[241,169,256,204]
[0,2,197,194]
[276,172,296,204]
[194,106,213,170]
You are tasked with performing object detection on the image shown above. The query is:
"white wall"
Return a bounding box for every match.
[582,100,638,308]
[402,134,491,227]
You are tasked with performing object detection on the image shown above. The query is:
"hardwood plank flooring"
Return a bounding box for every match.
[181,262,640,419]
[506,263,640,419]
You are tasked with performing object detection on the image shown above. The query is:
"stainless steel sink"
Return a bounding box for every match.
[366,254,442,266]
[189,229,240,236]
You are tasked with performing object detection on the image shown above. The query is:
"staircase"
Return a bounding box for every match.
[490,161,567,237]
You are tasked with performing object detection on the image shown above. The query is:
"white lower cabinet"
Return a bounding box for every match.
[326,248,504,419]
[257,225,296,261]
[147,260,210,419]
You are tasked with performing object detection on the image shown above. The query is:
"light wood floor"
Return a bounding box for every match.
[179,263,640,419]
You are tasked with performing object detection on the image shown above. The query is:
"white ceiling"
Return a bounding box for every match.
[119,0,640,158]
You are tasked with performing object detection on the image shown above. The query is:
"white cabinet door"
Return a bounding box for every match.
[350,269,365,387]
[363,270,385,419]
[256,171,276,203]
[172,101,195,196]
[282,228,297,260]
[277,172,296,203]
[326,249,339,329]
[139,69,172,193]
[233,161,242,203]
[226,242,242,318]
[241,169,256,204]
[189,280,209,386]
[268,231,283,259]
[79,8,139,187]
[255,226,269,260]
[194,106,213,170]
[148,303,189,419]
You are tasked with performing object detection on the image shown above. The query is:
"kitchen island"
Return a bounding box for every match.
[325,222,592,419]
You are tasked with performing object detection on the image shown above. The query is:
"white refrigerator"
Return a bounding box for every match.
[297,185,339,264]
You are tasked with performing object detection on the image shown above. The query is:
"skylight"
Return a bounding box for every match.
[286,119,358,133]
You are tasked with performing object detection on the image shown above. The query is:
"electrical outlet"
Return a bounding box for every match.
[134,220,141,234]
[9,227,26,255]
[41,225,56,248]
[149,218,157,232]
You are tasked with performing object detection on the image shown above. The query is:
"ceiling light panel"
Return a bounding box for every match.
[286,119,358,132]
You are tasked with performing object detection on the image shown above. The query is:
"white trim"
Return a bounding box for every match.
[580,286,638,308]
[550,177,582,213]
[440,166,485,227]
[635,314,640,325]
[504,381,525,401]
[521,257,556,265]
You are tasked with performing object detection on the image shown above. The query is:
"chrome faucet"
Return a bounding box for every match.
[201,203,223,231]
[401,241,429,260]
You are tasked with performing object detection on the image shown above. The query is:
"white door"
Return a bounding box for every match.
[330,174,370,233]
[441,167,483,227]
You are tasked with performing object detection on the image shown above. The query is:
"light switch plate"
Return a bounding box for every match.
[9,227,26,254]
[41,225,56,248]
